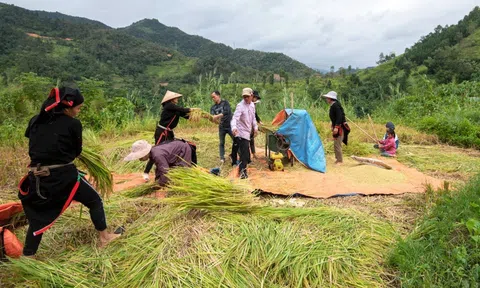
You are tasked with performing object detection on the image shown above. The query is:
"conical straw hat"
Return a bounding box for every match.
[161,90,183,104]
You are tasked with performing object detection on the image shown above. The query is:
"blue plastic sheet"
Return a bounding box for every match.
[276,109,326,173]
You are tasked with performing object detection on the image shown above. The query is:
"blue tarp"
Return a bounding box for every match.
[276,109,326,173]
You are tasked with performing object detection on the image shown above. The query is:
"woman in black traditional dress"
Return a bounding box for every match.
[18,86,120,256]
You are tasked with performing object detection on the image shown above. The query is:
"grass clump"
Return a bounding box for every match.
[389,174,480,287]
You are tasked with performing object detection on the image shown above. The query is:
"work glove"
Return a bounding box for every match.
[142,173,150,182]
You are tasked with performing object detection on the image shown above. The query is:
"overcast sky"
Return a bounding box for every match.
[4,0,479,70]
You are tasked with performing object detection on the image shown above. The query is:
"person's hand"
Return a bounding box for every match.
[213,114,223,121]
[259,121,263,126]
[254,130,258,137]
[142,173,150,182]
[333,128,339,134]
[233,129,239,137]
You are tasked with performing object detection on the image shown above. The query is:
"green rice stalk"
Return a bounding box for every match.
[164,166,260,213]
[122,182,161,198]
[76,146,113,197]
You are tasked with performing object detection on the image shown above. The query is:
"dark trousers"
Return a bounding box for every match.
[23,178,107,256]
[219,127,234,161]
[232,137,250,178]
[249,131,255,154]
[144,128,174,174]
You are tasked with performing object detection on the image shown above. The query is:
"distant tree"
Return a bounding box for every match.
[347,65,352,74]
[330,66,335,75]
[377,53,385,64]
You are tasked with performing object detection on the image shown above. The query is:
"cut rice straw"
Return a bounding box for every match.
[164,166,259,213]
[122,182,161,198]
[76,145,113,197]
[188,109,212,122]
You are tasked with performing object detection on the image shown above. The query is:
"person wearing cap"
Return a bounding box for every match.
[125,139,192,186]
[143,90,199,181]
[18,86,120,257]
[249,90,263,159]
[231,88,258,178]
[321,91,350,164]
[209,90,233,163]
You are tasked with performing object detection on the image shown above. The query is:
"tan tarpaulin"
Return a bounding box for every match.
[247,157,444,198]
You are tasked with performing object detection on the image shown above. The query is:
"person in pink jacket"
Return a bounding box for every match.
[230,87,258,179]
[377,130,396,157]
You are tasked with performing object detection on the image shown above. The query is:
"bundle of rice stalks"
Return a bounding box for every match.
[164,166,259,213]
[188,109,213,122]
[76,146,113,197]
[122,182,161,198]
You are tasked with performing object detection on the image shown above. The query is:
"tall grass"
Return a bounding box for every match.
[389,175,480,287]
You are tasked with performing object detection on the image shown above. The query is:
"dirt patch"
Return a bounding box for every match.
[112,173,166,198]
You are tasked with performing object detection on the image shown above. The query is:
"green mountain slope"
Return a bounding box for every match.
[122,19,314,77]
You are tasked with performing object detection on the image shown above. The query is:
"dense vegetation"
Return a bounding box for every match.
[390,176,480,287]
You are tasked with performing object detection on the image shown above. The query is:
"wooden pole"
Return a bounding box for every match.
[290,92,294,111]
[368,114,379,141]
[345,116,378,143]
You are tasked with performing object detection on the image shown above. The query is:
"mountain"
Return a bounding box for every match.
[121,19,314,77]
[0,2,177,81]
[34,11,110,29]
[0,2,314,84]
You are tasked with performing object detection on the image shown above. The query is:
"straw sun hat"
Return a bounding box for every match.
[321,91,338,100]
[124,140,152,161]
[161,90,183,104]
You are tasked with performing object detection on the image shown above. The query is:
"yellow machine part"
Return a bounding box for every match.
[270,152,284,171]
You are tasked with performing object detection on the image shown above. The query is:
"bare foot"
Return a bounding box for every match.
[98,231,122,248]
[335,161,343,165]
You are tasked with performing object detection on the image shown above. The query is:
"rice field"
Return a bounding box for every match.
[1,122,479,287]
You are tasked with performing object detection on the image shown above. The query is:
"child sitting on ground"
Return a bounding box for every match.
[383,122,399,148]
[377,130,396,157]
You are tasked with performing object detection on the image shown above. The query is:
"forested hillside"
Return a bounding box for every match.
[0,2,313,88]
[122,19,314,77]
